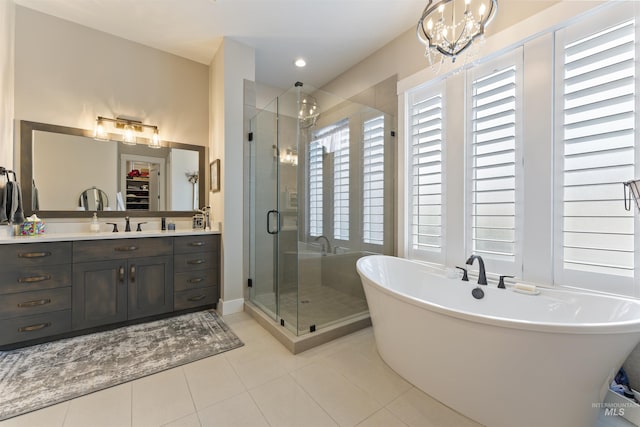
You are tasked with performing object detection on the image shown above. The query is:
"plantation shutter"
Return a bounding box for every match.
[407,83,444,262]
[363,115,385,245]
[555,17,637,292]
[467,50,522,274]
[333,121,350,241]
[308,140,324,237]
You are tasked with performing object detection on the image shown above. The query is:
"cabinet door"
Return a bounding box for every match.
[128,255,173,320]
[72,259,127,330]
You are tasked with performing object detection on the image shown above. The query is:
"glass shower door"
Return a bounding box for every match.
[248,97,280,320]
[248,89,299,332]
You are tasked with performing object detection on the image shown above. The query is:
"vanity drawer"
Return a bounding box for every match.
[0,310,71,346]
[174,234,219,255]
[174,252,216,273]
[0,242,71,268]
[0,264,71,295]
[174,269,217,292]
[73,237,173,262]
[0,287,72,319]
[174,286,217,311]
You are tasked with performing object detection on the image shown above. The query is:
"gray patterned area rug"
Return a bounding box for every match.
[0,309,243,421]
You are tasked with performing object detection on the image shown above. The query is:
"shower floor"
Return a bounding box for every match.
[253,284,369,334]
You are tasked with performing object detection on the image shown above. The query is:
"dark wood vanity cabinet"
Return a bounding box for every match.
[173,234,220,310]
[72,238,174,330]
[0,233,219,348]
[0,242,73,346]
[72,259,128,329]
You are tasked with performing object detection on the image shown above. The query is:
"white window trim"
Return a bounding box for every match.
[553,2,640,297]
[405,79,446,264]
[465,48,524,277]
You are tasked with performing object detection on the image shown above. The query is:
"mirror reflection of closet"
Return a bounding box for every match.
[121,156,165,211]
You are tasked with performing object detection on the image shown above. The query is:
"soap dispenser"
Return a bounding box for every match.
[90,212,100,233]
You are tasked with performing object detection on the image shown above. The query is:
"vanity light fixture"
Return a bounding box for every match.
[280,147,298,166]
[417,0,497,67]
[94,116,161,148]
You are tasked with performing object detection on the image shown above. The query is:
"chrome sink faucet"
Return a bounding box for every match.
[466,254,487,285]
[313,235,331,255]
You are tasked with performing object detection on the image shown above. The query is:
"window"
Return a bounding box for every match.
[467,51,523,274]
[333,122,350,241]
[407,82,444,262]
[363,115,385,245]
[309,120,350,241]
[555,16,637,293]
[308,140,324,237]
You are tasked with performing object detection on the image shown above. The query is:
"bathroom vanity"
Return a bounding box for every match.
[0,231,219,349]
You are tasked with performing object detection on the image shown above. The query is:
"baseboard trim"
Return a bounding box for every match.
[217,298,245,316]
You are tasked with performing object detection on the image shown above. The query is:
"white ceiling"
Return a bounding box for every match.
[13,0,428,89]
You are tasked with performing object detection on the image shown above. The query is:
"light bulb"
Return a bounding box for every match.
[150,128,161,148]
[479,3,486,16]
[122,124,136,145]
[94,119,107,140]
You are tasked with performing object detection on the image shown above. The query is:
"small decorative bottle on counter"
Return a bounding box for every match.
[90,212,100,232]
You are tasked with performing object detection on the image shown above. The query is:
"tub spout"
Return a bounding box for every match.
[313,235,331,255]
[466,255,487,285]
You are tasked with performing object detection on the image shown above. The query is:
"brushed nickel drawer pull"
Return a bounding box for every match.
[18,322,51,332]
[188,295,206,302]
[18,251,52,258]
[119,266,125,283]
[18,298,51,308]
[18,274,52,283]
[190,241,206,247]
[130,265,136,283]
[187,259,206,265]
[188,277,204,283]
[115,245,138,252]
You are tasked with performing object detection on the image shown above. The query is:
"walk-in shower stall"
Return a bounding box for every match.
[248,83,394,338]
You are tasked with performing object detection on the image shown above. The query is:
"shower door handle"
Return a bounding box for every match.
[267,210,280,235]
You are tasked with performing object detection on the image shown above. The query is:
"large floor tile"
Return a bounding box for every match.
[292,362,382,427]
[131,368,195,427]
[0,402,69,427]
[319,346,412,405]
[64,383,132,427]
[162,412,201,427]
[356,408,408,427]
[183,355,246,410]
[250,374,338,427]
[198,392,269,427]
[386,387,482,427]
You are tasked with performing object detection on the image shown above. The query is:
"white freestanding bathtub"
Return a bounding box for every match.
[356,255,640,427]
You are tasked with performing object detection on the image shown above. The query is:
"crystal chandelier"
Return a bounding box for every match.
[417,0,497,66]
[298,94,319,129]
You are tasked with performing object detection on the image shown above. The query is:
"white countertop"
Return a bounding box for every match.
[0,229,221,244]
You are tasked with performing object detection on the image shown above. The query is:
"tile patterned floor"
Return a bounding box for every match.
[0,311,633,427]
[254,285,369,334]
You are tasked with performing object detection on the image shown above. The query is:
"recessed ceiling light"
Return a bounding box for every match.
[295,58,307,68]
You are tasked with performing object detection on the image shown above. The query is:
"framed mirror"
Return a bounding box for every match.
[20,120,207,218]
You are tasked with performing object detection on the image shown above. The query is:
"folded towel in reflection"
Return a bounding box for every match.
[0,181,7,224]
[3,180,13,224]
[32,180,39,211]
[12,181,25,224]
[116,192,125,211]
